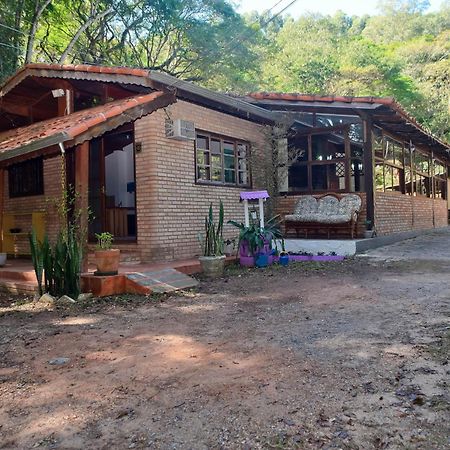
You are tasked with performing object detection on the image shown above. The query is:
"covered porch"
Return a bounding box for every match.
[0,91,175,262]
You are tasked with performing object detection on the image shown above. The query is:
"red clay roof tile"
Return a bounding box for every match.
[0,91,172,158]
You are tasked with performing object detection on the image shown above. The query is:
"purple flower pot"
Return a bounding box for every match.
[239,240,273,267]
[239,255,255,267]
[311,255,344,262]
[289,255,312,262]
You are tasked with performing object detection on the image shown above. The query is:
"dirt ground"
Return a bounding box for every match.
[1,234,450,449]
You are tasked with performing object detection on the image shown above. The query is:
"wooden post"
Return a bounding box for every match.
[75,141,89,272]
[0,169,4,253]
[259,198,265,228]
[244,199,250,227]
[344,129,351,192]
[362,115,375,229]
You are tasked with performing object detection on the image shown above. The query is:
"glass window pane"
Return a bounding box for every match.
[211,138,221,154]
[310,164,346,191]
[223,141,234,154]
[351,159,364,192]
[211,167,222,182]
[196,151,209,166]
[375,164,385,192]
[288,164,308,191]
[224,155,235,170]
[288,136,308,162]
[224,170,236,183]
[351,145,363,158]
[312,136,344,160]
[211,154,221,167]
[196,135,208,150]
[197,166,210,180]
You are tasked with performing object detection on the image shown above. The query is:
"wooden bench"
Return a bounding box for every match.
[284,193,362,239]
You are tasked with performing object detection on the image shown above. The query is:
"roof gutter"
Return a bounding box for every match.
[0,131,70,162]
[148,71,282,124]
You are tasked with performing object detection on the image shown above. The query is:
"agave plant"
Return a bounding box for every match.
[29,227,82,299]
[202,200,224,257]
[29,229,44,296]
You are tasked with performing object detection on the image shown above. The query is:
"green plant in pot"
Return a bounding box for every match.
[228,215,283,267]
[95,232,120,276]
[364,219,375,238]
[198,201,226,278]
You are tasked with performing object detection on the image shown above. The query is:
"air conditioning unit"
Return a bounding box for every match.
[165,119,195,140]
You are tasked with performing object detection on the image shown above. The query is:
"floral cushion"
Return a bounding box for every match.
[293,195,318,215]
[286,194,361,224]
[318,213,352,224]
[317,195,340,216]
[339,194,362,218]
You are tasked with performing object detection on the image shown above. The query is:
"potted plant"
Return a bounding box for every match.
[94,232,120,276]
[364,219,375,239]
[198,201,226,278]
[278,238,289,266]
[228,215,283,268]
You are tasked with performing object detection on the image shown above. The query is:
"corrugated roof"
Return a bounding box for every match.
[0,64,278,124]
[0,91,174,162]
[247,92,450,153]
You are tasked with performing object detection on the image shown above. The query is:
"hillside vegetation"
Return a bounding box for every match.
[0,0,448,139]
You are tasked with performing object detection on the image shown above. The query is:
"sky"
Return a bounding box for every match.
[237,0,445,17]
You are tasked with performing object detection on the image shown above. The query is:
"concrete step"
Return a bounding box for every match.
[0,268,37,282]
[0,277,38,295]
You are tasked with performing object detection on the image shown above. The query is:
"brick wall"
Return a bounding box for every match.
[374,191,448,235]
[275,193,367,238]
[134,100,268,262]
[2,156,63,254]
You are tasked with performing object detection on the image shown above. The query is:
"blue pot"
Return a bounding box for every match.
[279,254,289,266]
[255,253,269,268]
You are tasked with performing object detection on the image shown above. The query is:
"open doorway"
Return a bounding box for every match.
[88,124,137,241]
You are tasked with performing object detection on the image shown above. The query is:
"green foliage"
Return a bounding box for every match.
[201,201,224,257]
[95,232,114,250]
[228,214,283,257]
[0,0,448,139]
[29,228,82,298]
[259,5,449,141]
[29,229,44,296]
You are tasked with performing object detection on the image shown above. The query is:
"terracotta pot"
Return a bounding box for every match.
[95,249,120,275]
[199,255,226,278]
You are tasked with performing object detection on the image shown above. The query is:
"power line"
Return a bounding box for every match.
[0,42,23,51]
[0,22,27,36]
[164,0,300,91]
[226,0,299,55]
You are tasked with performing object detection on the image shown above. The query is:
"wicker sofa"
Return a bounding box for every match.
[284,193,362,239]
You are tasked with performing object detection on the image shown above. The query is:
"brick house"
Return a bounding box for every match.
[0,64,274,263]
[0,65,448,264]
